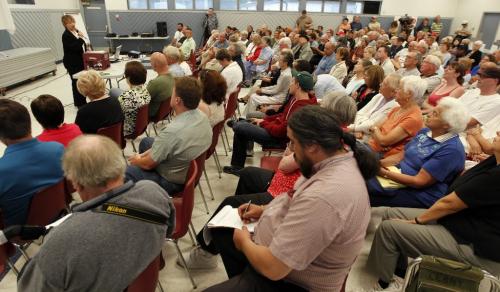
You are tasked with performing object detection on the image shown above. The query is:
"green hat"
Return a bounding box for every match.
[292,71,314,91]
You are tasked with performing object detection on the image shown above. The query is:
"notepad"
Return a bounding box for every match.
[376,166,406,189]
[207,205,257,233]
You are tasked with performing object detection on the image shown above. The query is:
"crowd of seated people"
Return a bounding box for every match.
[1,11,500,292]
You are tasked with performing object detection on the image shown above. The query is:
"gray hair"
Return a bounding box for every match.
[230,43,244,56]
[163,45,180,62]
[400,75,428,104]
[279,37,292,48]
[384,73,402,90]
[321,91,357,125]
[63,135,126,188]
[424,54,442,69]
[437,97,470,134]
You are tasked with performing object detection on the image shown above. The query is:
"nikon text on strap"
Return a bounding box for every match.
[93,203,167,225]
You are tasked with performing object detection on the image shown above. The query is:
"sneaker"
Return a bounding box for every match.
[223,165,243,176]
[176,246,218,270]
[368,276,404,292]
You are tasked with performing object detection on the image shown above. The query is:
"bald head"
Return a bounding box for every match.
[324,42,335,56]
[151,52,169,73]
[63,135,126,197]
[480,61,497,71]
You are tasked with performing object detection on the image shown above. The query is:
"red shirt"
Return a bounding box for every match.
[37,123,83,147]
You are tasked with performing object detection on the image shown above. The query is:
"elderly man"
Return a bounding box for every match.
[163,45,185,77]
[292,33,313,62]
[0,100,63,227]
[396,51,421,76]
[217,48,243,100]
[313,74,346,100]
[376,46,396,76]
[147,52,174,118]
[420,55,442,94]
[18,135,175,291]
[459,66,500,128]
[228,43,246,81]
[180,27,196,60]
[126,77,212,195]
[213,33,229,49]
[313,41,336,76]
[272,37,291,64]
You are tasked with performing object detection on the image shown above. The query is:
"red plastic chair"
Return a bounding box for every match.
[222,87,242,152]
[124,104,150,152]
[260,156,283,172]
[193,152,212,214]
[167,161,198,289]
[206,121,225,179]
[125,254,163,292]
[149,99,172,136]
[188,50,196,70]
[63,178,76,206]
[97,122,125,149]
[26,180,67,226]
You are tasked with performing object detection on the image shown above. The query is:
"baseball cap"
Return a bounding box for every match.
[292,71,314,91]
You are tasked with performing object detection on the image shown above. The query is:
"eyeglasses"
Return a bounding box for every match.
[477,73,493,79]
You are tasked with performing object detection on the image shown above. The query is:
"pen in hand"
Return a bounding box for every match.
[242,200,252,221]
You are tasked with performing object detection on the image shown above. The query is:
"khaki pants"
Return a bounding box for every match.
[367,208,500,283]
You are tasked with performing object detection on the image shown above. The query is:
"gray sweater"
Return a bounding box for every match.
[18,180,174,292]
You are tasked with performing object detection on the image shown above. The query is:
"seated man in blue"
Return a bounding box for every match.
[0,100,64,226]
[367,97,468,208]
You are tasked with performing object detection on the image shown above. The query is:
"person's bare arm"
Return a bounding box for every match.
[371,126,409,147]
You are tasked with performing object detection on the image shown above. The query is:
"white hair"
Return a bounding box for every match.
[437,97,470,134]
[400,75,428,104]
[474,40,483,46]
[279,37,292,48]
[321,91,357,125]
[163,45,180,61]
[424,55,442,69]
[385,73,402,90]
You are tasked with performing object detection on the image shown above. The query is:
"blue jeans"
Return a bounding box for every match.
[230,121,282,168]
[125,137,183,196]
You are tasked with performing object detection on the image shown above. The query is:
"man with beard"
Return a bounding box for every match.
[177,106,379,291]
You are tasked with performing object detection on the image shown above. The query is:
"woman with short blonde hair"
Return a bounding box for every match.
[75,71,124,134]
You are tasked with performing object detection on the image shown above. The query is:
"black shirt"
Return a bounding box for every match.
[75,97,124,134]
[62,29,86,74]
[439,156,500,261]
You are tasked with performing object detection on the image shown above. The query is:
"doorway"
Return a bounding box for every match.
[478,12,500,50]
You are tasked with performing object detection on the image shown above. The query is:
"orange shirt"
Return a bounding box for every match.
[368,105,424,157]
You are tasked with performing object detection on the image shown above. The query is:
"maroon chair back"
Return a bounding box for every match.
[63,178,76,206]
[206,121,225,159]
[151,99,172,124]
[171,161,198,240]
[97,122,124,149]
[26,179,67,226]
[224,88,240,121]
[194,152,207,184]
[188,50,196,69]
[125,254,161,292]
[125,104,150,140]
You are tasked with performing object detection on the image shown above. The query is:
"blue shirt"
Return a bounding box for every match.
[256,46,273,73]
[0,139,64,226]
[314,54,336,76]
[313,74,346,99]
[399,128,465,207]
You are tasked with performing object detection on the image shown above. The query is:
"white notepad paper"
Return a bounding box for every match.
[207,205,257,233]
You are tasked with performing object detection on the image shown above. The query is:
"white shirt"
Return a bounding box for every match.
[313,74,346,100]
[397,67,420,77]
[349,93,398,134]
[459,89,500,125]
[179,61,192,76]
[380,58,395,75]
[345,76,365,95]
[221,61,243,100]
[174,30,184,42]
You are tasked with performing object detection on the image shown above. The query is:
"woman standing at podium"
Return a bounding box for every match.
[61,15,87,108]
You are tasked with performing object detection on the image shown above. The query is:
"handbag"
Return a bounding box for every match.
[405,255,484,292]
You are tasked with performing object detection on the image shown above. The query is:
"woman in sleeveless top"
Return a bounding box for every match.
[423,62,466,114]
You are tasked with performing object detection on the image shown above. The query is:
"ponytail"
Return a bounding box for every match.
[342,131,379,179]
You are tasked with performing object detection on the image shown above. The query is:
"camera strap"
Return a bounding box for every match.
[92,203,167,225]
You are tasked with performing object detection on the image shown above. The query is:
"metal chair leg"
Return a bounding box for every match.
[220,130,228,156]
[187,226,196,246]
[7,259,19,276]
[197,184,209,214]
[153,123,158,136]
[130,140,137,152]
[172,239,197,289]
[213,152,222,179]
[15,244,30,261]
[203,169,215,200]
[223,127,232,152]
[189,221,197,235]
[157,281,165,292]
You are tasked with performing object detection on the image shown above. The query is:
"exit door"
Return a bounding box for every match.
[82,0,108,49]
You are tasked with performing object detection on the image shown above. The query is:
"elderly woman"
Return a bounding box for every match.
[198,69,227,127]
[422,62,466,113]
[367,130,500,290]
[163,45,185,77]
[349,73,401,139]
[368,75,426,159]
[109,61,151,137]
[75,70,124,134]
[466,40,483,68]
[353,65,385,110]
[367,97,469,208]
[363,46,377,65]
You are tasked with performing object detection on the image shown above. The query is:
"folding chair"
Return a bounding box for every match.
[125,254,164,292]
[149,99,172,136]
[124,104,150,152]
